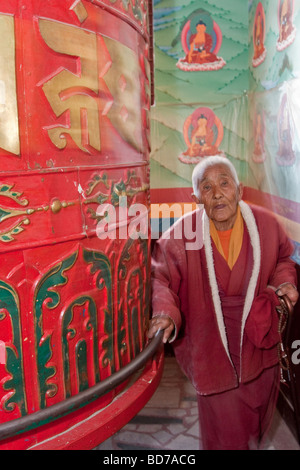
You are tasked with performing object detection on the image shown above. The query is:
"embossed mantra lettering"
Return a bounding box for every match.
[39,19,143,153]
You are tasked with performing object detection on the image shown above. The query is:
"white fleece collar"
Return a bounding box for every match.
[202,201,261,366]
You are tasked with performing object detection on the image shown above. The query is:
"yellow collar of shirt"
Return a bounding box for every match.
[209,205,244,270]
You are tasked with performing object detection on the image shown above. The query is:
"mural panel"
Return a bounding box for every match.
[248,0,300,262]
[151,0,300,262]
[150,0,249,193]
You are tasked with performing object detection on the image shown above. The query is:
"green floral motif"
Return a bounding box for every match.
[83,249,114,372]
[34,252,78,409]
[110,171,137,207]
[62,296,99,398]
[0,281,27,416]
[127,269,143,358]
[76,340,88,392]
[83,239,149,374]
[118,238,149,363]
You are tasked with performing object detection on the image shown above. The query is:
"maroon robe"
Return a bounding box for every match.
[214,224,254,377]
[195,225,279,449]
[151,202,297,448]
[151,202,296,394]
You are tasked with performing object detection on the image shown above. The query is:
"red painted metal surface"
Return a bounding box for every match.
[0,0,157,450]
[28,351,164,450]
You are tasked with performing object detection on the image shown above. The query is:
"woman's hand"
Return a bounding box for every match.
[276,282,299,307]
[147,315,175,344]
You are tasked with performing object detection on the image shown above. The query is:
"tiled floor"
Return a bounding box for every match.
[96,355,300,451]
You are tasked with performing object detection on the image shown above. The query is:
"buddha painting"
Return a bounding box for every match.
[276,93,295,166]
[252,109,266,163]
[277,0,296,51]
[179,107,224,164]
[176,10,226,72]
[252,3,267,68]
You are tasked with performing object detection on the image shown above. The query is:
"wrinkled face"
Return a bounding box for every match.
[198,164,243,230]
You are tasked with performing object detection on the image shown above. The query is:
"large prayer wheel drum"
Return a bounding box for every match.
[0,0,157,450]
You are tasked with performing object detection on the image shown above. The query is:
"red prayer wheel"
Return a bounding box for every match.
[0,0,161,450]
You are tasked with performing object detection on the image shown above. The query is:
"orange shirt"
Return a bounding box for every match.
[209,206,244,270]
[216,228,232,262]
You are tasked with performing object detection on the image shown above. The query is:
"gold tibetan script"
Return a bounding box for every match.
[102,36,142,153]
[39,20,100,153]
[0,15,20,156]
[39,19,142,153]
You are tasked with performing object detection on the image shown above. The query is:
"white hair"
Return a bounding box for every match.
[192,155,240,199]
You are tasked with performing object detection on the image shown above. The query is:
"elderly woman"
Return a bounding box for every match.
[148,155,298,450]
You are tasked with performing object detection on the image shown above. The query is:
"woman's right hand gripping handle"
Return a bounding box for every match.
[147,315,175,344]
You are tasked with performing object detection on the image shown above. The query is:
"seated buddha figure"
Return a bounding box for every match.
[277,0,296,51]
[252,112,266,163]
[176,15,226,72]
[252,11,266,65]
[277,98,295,166]
[184,114,219,158]
[185,20,219,65]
